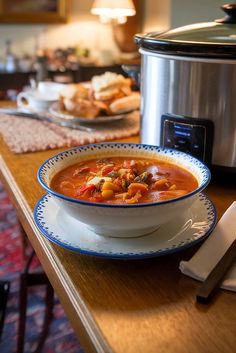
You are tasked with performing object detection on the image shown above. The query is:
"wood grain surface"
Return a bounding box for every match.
[0,106,236,353]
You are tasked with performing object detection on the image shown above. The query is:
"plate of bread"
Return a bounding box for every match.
[49,72,140,124]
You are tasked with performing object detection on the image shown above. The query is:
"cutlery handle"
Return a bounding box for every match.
[196,238,236,303]
[55,119,95,132]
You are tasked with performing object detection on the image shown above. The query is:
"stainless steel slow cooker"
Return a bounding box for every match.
[134,3,236,170]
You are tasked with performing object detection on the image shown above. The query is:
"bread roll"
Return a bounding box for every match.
[58,72,139,119]
[91,72,130,92]
[60,83,89,100]
[94,88,120,101]
[109,93,140,114]
[62,98,101,119]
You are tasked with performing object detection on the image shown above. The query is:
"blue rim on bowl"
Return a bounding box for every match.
[37,143,211,208]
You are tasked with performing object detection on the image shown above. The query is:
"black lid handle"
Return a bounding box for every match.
[216,3,236,24]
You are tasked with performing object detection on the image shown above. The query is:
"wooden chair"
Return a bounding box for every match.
[17,224,54,353]
[0,280,10,341]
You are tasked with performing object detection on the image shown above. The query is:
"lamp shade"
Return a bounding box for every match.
[91,0,136,19]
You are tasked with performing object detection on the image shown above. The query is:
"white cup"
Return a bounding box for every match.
[37,81,66,99]
[17,90,58,112]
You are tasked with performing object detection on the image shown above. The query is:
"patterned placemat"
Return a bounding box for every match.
[0,111,140,153]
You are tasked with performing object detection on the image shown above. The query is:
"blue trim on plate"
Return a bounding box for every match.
[33,192,217,259]
[37,142,211,209]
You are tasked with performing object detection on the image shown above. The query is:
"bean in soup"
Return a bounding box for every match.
[50,157,198,204]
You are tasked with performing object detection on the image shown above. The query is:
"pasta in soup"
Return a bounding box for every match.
[50,157,198,204]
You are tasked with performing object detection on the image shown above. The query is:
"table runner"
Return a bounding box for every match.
[0,111,139,153]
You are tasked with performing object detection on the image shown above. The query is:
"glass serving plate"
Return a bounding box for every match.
[49,103,130,125]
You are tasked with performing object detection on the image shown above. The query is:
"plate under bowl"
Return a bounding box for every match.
[34,192,216,259]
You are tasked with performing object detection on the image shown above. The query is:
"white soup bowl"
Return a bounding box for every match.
[37,143,211,238]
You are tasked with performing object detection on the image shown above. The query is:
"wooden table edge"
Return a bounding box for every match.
[0,152,113,353]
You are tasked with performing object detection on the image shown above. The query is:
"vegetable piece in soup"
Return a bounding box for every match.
[50,157,198,204]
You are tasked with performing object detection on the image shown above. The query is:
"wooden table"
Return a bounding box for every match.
[0,126,236,353]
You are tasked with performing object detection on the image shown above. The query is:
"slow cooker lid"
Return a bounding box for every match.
[135,3,236,58]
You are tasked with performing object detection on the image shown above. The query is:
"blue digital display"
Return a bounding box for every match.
[174,124,192,130]
[175,130,191,137]
[161,114,214,164]
[174,124,192,138]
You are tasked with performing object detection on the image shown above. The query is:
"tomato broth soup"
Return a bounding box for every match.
[50,157,198,204]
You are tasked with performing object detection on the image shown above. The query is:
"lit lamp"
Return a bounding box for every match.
[91,0,136,24]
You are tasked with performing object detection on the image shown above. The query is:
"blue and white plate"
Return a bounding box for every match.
[34,192,216,259]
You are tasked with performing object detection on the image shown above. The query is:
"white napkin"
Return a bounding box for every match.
[179,201,236,292]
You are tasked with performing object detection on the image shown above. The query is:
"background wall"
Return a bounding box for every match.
[142,0,225,32]
[170,0,224,28]
[0,0,119,61]
[142,0,171,33]
[0,0,227,61]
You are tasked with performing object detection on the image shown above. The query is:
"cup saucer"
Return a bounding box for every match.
[17,90,57,112]
[34,193,216,259]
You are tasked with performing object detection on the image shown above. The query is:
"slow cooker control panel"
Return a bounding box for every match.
[161,114,214,164]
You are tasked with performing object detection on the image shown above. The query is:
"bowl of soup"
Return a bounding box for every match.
[37,143,210,237]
